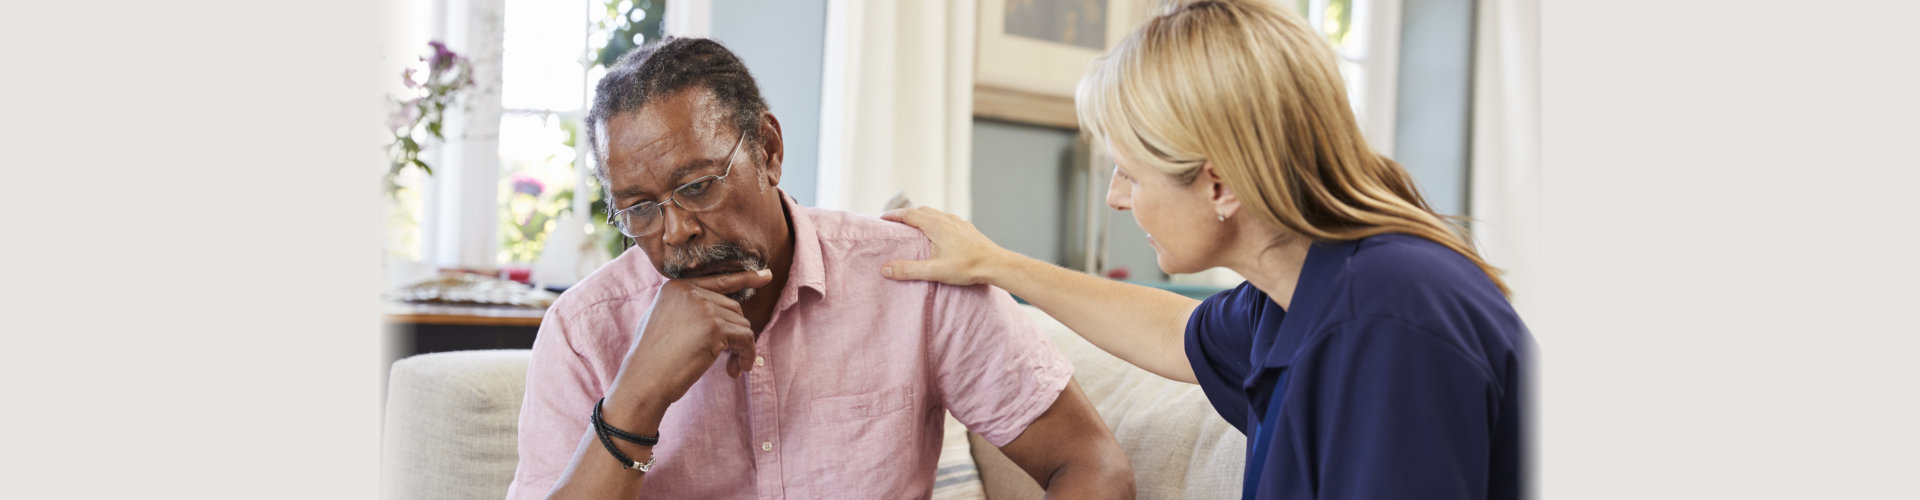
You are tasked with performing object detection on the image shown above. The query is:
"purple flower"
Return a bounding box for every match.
[511,174,545,197]
[401,67,419,89]
[388,98,420,134]
[428,40,459,72]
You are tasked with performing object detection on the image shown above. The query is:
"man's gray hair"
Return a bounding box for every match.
[585,37,769,202]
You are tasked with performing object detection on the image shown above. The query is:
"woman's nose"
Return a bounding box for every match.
[1106,174,1132,211]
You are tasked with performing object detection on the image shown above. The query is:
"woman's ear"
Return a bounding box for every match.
[1201,161,1241,221]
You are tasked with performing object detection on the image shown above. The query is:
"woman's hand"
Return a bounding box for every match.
[880,206,1012,286]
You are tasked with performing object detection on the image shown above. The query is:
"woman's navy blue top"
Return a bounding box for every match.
[1186,234,1532,500]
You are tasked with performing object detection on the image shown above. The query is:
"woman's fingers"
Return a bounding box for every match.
[882,259,932,282]
[880,206,934,227]
[882,205,993,285]
[880,208,914,225]
[882,206,956,228]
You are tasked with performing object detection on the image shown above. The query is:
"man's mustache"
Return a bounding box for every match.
[662,242,766,279]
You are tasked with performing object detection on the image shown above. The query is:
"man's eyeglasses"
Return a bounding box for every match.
[607,133,747,239]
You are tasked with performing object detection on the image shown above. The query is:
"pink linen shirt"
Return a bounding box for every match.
[506,193,1072,499]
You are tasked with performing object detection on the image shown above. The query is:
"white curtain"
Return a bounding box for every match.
[1469,0,1542,313]
[426,0,506,271]
[815,0,975,217]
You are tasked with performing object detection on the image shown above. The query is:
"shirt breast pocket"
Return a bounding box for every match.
[805,384,920,497]
[810,384,915,421]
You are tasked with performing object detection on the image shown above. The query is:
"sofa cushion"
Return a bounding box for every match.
[933,411,988,499]
[969,306,1247,499]
[382,350,530,500]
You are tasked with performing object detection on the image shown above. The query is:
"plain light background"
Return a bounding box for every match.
[1534,1,1920,498]
[2,0,1915,498]
[2,0,384,497]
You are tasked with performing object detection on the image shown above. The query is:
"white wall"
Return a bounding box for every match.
[1393,0,1475,216]
[710,0,829,206]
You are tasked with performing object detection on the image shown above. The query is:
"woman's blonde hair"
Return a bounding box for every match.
[1076,0,1509,296]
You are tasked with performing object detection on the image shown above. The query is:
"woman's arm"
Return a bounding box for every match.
[882,207,1200,384]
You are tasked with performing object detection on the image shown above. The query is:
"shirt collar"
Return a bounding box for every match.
[775,191,827,312]
[1247,238,1361,378]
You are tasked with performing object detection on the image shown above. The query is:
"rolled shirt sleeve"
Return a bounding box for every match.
[1185,283,1261,433]
[925,283,1073,448]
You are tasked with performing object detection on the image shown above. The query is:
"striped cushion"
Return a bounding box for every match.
[932,411,986,499]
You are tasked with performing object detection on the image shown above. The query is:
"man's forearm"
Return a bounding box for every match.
[998,381,1138,499]
[1038,453,1138,500]
[546,385,669,499]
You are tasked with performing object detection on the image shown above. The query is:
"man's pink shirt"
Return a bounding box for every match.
[506,194,1071,499]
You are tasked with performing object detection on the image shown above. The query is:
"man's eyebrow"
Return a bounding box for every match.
[611,184,650,206]
[666,158,721,184]
[611,158,721,207]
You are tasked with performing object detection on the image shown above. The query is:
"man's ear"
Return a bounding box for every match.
[1201,161,1241,220]
[756,111,785,187]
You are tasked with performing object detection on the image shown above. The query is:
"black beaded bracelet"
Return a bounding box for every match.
[593,399,660,447]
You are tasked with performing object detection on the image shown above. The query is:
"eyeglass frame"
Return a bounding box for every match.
[606,133,749,238]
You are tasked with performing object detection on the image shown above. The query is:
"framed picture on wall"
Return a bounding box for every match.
[974,0,1155,129]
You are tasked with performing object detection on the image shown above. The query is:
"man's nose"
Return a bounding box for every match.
[658,203,701,247]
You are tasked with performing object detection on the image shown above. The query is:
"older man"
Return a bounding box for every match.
[505,37,1134,499]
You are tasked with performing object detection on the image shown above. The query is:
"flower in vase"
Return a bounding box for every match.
[511,174,546,197]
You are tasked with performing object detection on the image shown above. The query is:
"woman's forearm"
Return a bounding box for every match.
[986,252,1200,384]
[879,206,1200,383]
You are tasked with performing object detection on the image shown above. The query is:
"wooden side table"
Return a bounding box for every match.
[386,303,547,359]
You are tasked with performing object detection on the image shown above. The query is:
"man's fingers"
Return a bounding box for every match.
[719,322,757,377]
[713,304,751,328]
[698,297,749,328]
[702,291,746,317]
[684,268,774,295]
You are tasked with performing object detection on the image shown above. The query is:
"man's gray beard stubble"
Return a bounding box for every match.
[662,242,766,303]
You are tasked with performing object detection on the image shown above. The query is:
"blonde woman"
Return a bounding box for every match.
[881,0,1532,498]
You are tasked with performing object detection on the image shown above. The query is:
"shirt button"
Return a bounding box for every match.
[755,356,765,367]
[761,441,773,452]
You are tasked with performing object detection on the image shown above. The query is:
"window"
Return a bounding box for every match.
[1298,0,1401,152]
[496,0,591,266]
[497,0,666,267]
[385,0,666,278]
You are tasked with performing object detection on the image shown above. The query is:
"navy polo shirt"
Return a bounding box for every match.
[1186,234,1533,500]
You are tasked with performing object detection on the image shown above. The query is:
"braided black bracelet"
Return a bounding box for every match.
[590,398,657,471]
[591,408,637,467]
[593,399,660,446]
